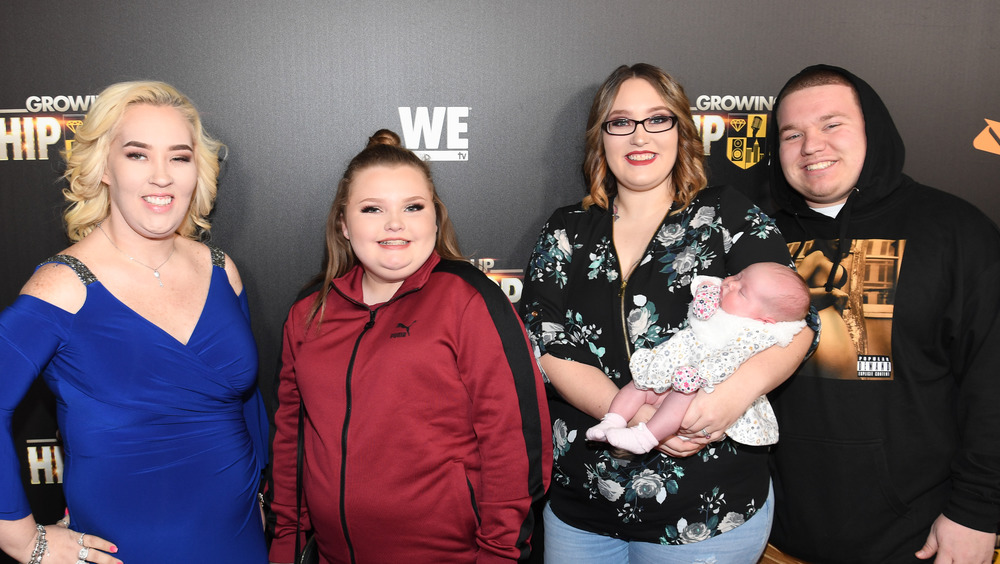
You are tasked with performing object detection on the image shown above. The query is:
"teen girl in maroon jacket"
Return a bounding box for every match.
[269,130,552,564]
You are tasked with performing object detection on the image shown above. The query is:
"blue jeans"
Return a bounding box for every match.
[543,482,774,564]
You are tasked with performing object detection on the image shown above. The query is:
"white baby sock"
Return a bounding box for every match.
[604,422,660,454]
[586,412,627,441]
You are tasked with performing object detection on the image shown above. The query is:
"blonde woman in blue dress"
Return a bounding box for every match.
[0,81,268,564]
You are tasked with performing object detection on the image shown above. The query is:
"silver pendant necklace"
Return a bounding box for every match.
[96,222,175,287]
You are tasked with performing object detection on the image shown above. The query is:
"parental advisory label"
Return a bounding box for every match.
[857,355,892,379]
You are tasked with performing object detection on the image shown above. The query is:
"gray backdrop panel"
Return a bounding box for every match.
[1,1,998,555]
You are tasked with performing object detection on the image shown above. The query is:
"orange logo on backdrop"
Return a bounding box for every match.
[973,118,1000,156]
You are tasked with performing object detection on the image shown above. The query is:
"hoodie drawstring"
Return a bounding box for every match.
[823,188,860,292]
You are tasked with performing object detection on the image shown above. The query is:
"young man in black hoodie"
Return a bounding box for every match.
[765,64,1000,563]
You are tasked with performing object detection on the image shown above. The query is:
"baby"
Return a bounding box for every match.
[587,262,809,454]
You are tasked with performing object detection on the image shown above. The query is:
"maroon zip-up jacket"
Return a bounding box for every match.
[270,253,552,563]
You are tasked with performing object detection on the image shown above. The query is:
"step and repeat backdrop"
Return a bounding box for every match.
[2,1,998,557]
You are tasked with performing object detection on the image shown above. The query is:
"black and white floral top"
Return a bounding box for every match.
[521,185,795,544]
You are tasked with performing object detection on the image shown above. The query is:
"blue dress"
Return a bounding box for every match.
[0,246,268,563]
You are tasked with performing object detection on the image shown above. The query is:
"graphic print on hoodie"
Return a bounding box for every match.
[787,236,901,380]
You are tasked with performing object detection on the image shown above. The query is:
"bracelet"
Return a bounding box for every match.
[25,524,47,564]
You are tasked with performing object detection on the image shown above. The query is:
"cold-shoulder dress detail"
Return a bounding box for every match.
[0,244,268,563]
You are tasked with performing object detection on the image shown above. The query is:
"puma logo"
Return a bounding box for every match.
[391,321,416,339]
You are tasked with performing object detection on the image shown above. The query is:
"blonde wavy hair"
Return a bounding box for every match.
[582,63,707,212]
[61,81,222,241]
[307,129,464,327]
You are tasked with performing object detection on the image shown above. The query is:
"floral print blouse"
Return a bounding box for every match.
[521,185,794,544]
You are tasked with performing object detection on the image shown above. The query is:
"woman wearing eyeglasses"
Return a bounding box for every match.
[520,63,816,563]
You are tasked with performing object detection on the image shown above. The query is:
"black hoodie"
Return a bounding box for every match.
[767,65,1000,563]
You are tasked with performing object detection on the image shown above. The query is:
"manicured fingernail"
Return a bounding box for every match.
[110,545,118,552]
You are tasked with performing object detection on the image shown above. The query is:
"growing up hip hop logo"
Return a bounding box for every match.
[690,94,773,170]
[1,94,95,162]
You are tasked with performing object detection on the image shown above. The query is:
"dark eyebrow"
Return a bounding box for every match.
[123,140,193,152]
[779,112,850,134]
[817,112,848,123]
[607,106,672,118]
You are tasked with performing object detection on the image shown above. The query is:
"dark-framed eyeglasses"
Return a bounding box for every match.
[602,115,678,136]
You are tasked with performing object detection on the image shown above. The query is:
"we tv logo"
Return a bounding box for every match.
[398,106,469,162]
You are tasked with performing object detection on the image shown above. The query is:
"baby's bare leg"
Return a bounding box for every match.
[643,390,696,438]
[608,382,660,420]
[587,382,661,441]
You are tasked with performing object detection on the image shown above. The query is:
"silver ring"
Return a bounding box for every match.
[79,546,90,559]
[700,428,710,437]
[76,560,86,564]
[77,532,86,546]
